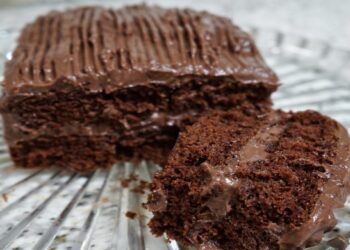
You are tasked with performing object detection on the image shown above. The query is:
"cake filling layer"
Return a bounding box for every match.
[2,79,273,131]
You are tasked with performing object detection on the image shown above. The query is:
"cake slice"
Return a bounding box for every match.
[0,5,278,171]
[147,109,350,249]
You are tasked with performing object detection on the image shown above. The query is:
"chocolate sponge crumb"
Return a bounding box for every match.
[126,211,137,219]
[131,180,151,194]
[121,174,139,188]
[2,193,8,202]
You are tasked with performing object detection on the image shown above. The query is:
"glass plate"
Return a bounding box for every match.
[0,22,349,250]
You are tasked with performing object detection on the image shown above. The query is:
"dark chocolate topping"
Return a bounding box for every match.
[3,5,278,95]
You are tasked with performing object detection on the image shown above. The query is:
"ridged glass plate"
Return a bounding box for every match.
[0,23,349,250]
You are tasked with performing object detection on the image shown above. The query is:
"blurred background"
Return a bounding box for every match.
[0,0,349,48]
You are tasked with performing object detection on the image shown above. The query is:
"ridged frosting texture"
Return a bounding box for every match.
[4,4,278,94]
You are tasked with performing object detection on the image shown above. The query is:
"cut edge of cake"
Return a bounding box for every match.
[147,109,350,249]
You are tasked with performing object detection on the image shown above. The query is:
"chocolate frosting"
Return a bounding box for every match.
[2,5,278,96]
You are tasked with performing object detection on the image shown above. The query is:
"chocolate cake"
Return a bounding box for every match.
[0,5,278,171]
[147,109,350,249]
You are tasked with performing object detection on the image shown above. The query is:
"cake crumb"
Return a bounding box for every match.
[101,197,109,203]
[125,211,137,219]
[131,180,151,194]
[2,193,8,202]
[121,174,139,188]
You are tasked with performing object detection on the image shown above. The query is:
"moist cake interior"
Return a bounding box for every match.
[147,109,350,249]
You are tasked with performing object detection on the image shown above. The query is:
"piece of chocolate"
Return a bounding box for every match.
[147,109,350,249]
[0,5,278,171]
